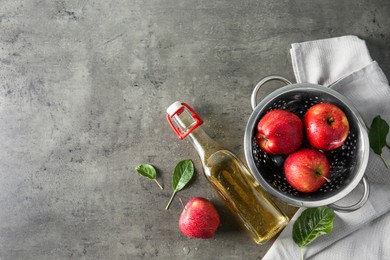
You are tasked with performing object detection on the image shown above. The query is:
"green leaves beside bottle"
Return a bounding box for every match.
[135,160,194,210]
[165,159,194,210]
[135,164,164,190]
[292,206,335,260]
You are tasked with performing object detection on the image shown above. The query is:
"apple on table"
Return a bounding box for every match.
[179,197,220,239]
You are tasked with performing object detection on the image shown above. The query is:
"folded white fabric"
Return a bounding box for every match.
[290,35,373,87]
[264,36,390,260]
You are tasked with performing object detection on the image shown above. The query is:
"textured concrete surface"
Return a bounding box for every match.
[0,0,389,259]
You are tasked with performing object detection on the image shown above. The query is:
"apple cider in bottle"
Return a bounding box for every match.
[166,101,289,244]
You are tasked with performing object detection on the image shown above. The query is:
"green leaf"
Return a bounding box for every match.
[369,115,389,168]
[135,164,163,189]
[292,206,335,248]
[172,159,194,192]
[136,164,157,179]
[165,160,194,210]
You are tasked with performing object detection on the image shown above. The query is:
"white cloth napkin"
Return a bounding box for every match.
[263,35,390,260]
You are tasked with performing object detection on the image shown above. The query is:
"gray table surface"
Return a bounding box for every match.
[0,0,389,259]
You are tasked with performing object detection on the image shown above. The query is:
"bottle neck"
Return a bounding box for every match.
[169,106,223,162]
[186,126,223,162]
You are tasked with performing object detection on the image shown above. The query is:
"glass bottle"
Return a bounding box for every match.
[166,101,289,244]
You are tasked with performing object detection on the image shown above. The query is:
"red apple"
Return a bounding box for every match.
[303,102,349,151]
[179,197,220,239]
[284,148,330,193]
[256,109,303,154]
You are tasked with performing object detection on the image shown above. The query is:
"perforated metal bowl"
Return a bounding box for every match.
[244,76,370,212]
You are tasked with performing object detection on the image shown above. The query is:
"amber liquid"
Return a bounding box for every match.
[205,150,289,244]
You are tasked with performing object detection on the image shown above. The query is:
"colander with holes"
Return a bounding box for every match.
[244,76,370,213]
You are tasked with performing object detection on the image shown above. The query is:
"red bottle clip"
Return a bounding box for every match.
[166,102,203,140]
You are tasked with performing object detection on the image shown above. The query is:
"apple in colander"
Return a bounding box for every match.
[284,148,330,193]
[256,109,303,154]
[303,102,349,151]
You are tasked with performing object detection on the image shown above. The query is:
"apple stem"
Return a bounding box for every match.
[179,198,185,209]
[165,191,177,210]
[154,179,164,190]
[322,176,331,183]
